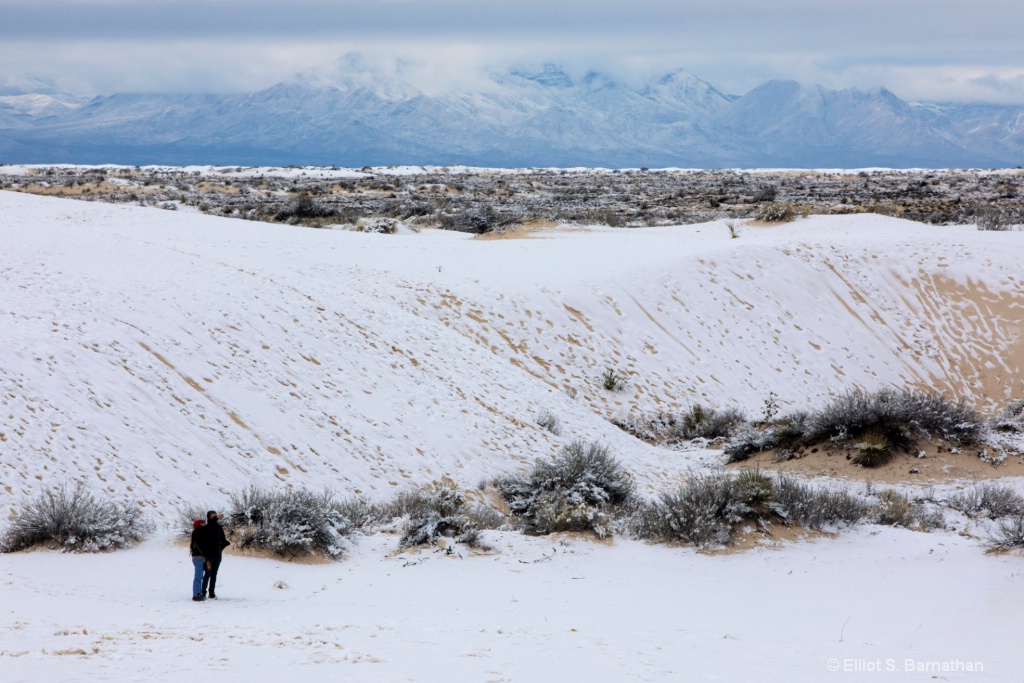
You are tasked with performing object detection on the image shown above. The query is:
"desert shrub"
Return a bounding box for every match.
[770,411,812,450]
[439,207,518,234]
[334,495,387,530]
[753,184,778,202]
[601,368,628,392]
[635,471,780,546]
[724,389,985,466]
[611,412,670,443]
[724,423,781,463]
[916,505,946,530]
[773,474,868,529]
[986,514,1024,550]
[394,478,466,518]
[567,208,627,228]
[355,217,398,234]
[442,209,491,234]
[871,489,944,530]
[731,469,782,520]
[227,486,353,559]
[688,405,746,439]
[975,205,1013,231]
[635,471,877,546]
[496,441,634,538]
[722,408,812,462]
[536,410,562,436]
[850,429,899,467]
[992,398,1024,432]
[806,388,985,466]
[275,194,336,222]
[613,406,746,445]
[947,484,1024,519]
[393,478,503,549]
[872,489,915,527]
[0,482,149,553]
[755,202,796,222]
[647,473,739,546]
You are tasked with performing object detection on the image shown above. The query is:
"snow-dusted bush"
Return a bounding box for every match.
[334,495,387,530]
[770,411,812,450]
[772,474,868,529]
[806,388,985,466]
[601,368,628,392]
[755,202,796,222]
[753,184,778,202]
[227,486,354,560]
[634,471,869,547]
[723,389,985,466]
[274,193,336,222]
[871,489,944,530]
[724,423,781,463]
[615,405,747,446]
[536,410,562,436]
[355,217,398,234]
[439,207,517,234]
[731,469,781,519]
[645,473,739,546]
[392,478,502,550]
[975,205,1014,231]
[992,398,1024,432]
[496,441,634,538]
[947,484,1024,519]
[986,514,1024,551]
[0,482,150,553]
[642,470,784,546]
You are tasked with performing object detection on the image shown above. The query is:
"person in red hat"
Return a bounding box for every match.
[189,519,207,602]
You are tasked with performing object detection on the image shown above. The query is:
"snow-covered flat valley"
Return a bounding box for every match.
[3,528,1022,682]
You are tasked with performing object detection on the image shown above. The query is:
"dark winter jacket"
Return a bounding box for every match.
[202,519,230,558]
[190,527,206,558]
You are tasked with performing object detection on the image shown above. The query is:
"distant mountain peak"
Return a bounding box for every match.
[1,62,1021,167]
[288,53,423,100]
[508,63,575,89]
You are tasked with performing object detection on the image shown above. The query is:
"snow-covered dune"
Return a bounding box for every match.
[1,191,1022,518]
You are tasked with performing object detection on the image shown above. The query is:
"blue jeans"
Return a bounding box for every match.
[202,555,222,596]
[192,557,205,597]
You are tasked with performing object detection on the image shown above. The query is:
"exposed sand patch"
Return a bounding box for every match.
[474,218,560,241]
[11,181,149,197]
[729,441,1024,484]
[222,542,334,564]
[701,521,835,555]
[896,272,1024,410]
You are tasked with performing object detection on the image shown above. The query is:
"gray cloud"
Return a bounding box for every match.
[2,0,1023,102]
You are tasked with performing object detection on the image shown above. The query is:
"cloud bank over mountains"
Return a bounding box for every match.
[1,0,1023,104]
[2,57,1024,168]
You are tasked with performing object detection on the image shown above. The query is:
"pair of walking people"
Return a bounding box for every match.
[189,510,230,602]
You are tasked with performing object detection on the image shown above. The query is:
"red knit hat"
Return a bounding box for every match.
[193,519,204,530]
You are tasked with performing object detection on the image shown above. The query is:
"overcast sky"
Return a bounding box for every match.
[3,0,1024,103]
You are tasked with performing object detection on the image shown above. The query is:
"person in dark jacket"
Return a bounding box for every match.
[189,519,207,602]
[201,510,230,599]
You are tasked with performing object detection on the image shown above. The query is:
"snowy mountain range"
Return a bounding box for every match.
[2,63,1024,167]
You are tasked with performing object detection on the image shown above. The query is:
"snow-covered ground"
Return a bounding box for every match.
[3,528,1021,683]
[1,189,1023,681]
[2,190,1022,511]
